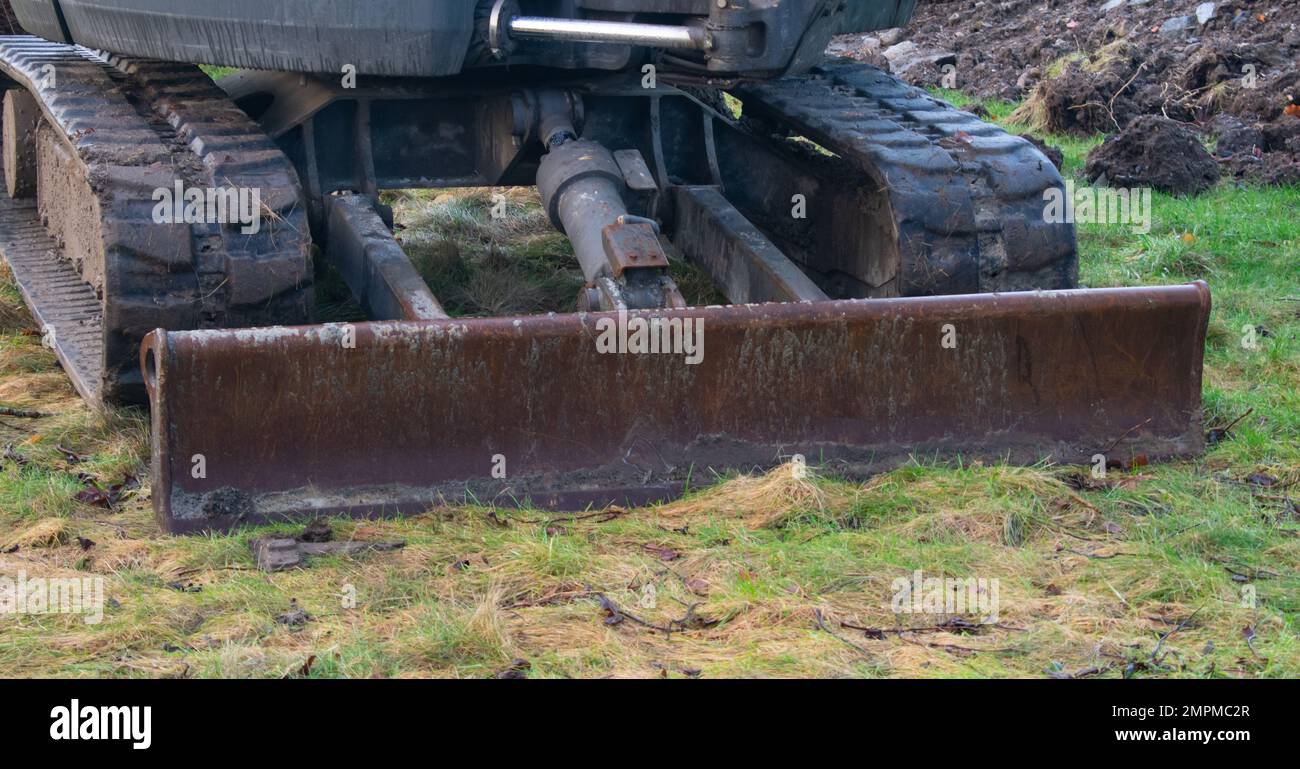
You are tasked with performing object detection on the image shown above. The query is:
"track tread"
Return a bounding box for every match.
[0,194,102,401]
[0,35,311,404]
[737,60,1077,294]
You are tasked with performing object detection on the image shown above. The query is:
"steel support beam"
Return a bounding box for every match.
[324,194,446,321]
[672,185,829,304]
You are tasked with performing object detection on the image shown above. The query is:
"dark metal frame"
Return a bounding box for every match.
[224,68,839,317]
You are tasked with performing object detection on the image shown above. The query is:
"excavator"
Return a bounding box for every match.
[0,1,1208,532]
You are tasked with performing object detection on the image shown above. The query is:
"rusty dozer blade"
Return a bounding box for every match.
[143,283,1210,533]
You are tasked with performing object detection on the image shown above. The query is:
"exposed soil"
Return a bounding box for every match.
[1084,115,1220,193]
[832,0,1300,187]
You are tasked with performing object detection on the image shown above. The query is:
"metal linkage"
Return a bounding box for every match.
[534,90,684,311]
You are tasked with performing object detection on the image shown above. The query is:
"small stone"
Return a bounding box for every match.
[882,40,918,61]
[878,27,906,46]
[1196,3,1217,25]
[1016,66,1041,91]
[1158,16,1195,38]
[1101,0,1124,12]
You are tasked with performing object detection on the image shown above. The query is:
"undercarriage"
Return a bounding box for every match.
[0,0,1209,533]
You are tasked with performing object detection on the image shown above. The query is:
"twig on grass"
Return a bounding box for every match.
[813,608,874,658]
[0,405,47,418]
[1151,605,1203,663]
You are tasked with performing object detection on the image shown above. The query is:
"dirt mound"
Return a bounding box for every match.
[1084,116,1220,195]
[834,0,1300,186]
[1008,41,1150,135]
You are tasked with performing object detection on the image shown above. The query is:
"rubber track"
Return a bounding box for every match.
[0,192,102,401]
[0,35,310,404]
[737,60,1078,295]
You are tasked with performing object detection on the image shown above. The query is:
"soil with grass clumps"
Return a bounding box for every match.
[1085,115,1221,194]
[832,0,1300,188]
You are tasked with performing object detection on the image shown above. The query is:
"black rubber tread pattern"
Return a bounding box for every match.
[0,191,101,401]
[737,60,1078,295]
[0,35,311,404]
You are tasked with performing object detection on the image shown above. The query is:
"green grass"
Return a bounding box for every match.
[199,65,236,82]
[0,98,1296,679]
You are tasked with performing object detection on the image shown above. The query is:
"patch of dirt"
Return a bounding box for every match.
[1084,115,1221,194]
[834,0,1300,187]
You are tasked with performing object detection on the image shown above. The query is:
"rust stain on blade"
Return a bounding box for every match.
[143,283,1210,533]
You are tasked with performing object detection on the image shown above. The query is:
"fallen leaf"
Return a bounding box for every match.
[74,485,111,508]
[1,444,29,469]
[494,659,531,679]
[644,544,680,561]
[55,445,85,464]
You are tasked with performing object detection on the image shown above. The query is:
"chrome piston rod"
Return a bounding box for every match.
[497,15,710,52]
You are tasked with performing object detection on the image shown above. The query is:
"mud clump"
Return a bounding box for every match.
[1084,116,1220,196]
[200,487,254,519]
[1008,42,1155,137]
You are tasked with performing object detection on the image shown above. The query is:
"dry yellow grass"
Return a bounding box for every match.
[656,461,859,528]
